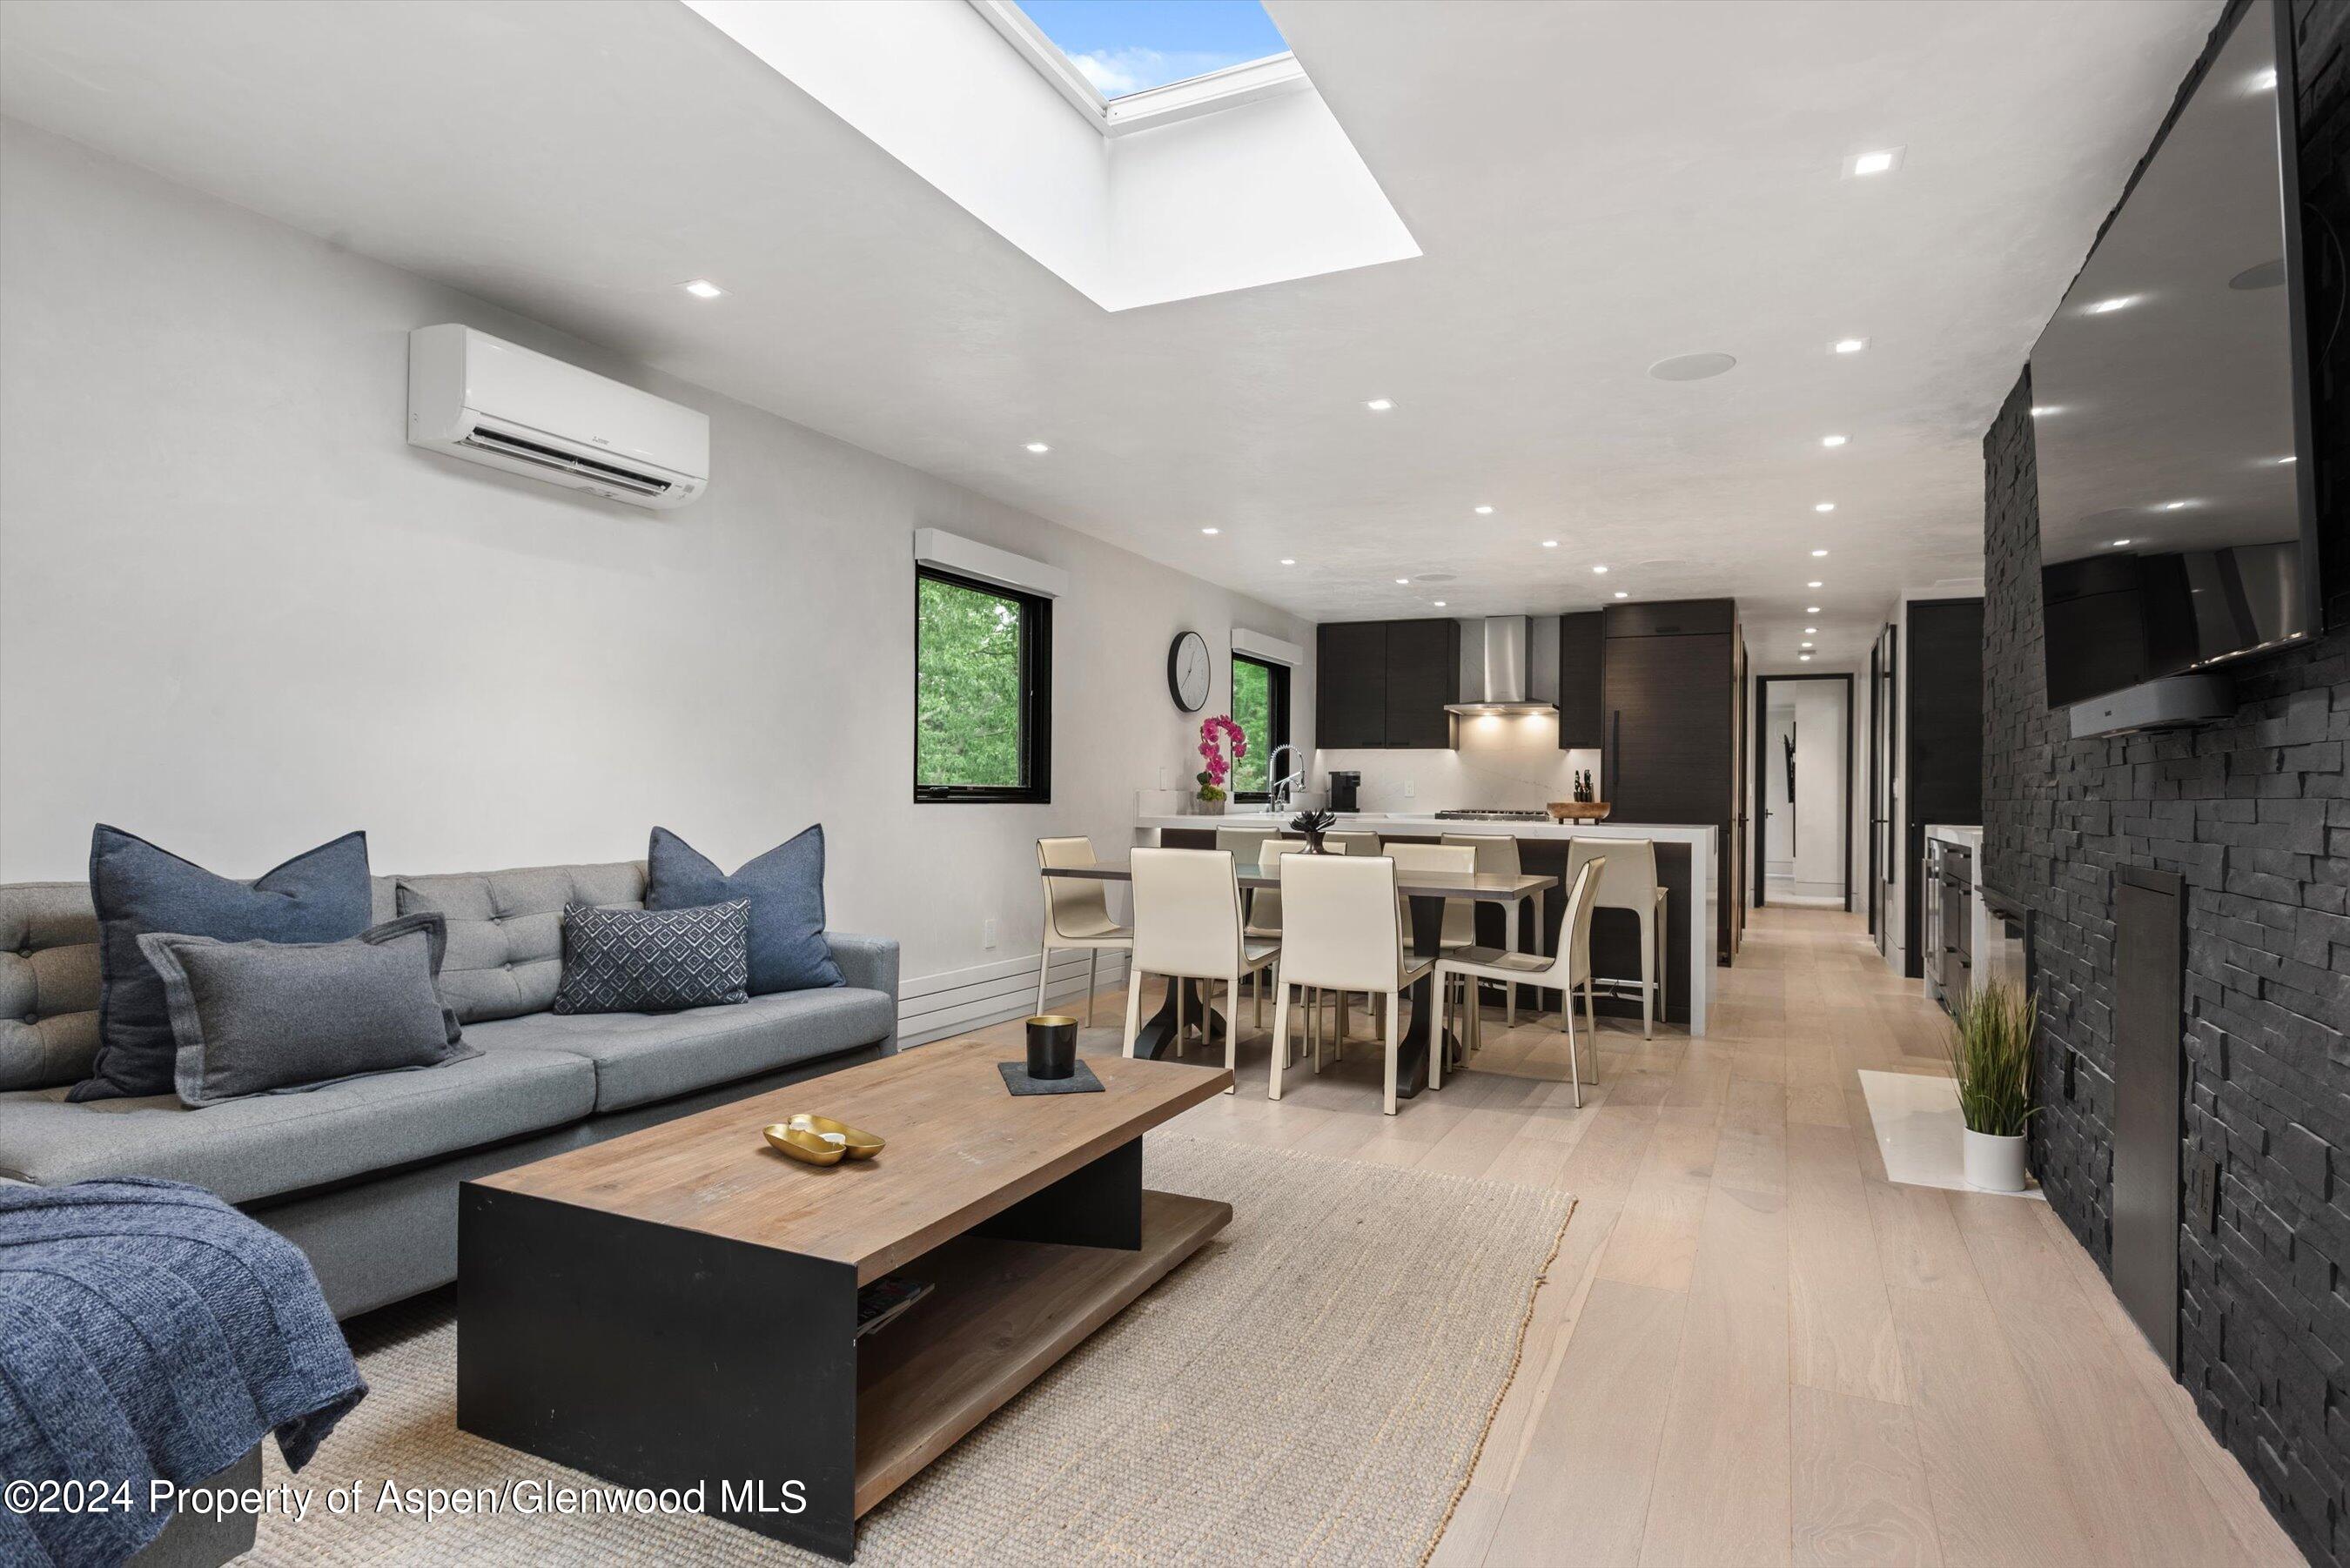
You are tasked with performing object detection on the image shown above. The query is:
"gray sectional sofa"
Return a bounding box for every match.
[0,859,899,1317]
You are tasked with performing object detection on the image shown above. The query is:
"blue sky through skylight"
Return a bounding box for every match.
[1018,1,1291,99]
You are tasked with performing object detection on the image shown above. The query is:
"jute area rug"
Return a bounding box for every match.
[252,1133,1573,1566]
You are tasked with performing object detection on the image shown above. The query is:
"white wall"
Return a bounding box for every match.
[1764,705,1797,870]
[1788,681,1847,886]
[0,121,1313,1029]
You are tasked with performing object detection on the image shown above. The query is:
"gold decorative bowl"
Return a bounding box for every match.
[1546,801,1613,822]
[762,1114,885,1166]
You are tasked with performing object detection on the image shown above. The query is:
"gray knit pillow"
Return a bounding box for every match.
[552,901,749,1015]
[138,913,473,1106]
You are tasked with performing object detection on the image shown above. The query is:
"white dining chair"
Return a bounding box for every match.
[1267,854,1431,1116]
[1384,841,1478,1049]
[1567,838,1669,1037]
[1123,848,1279,1094]
[1436,855,1606,1105]
[1326,830,1384,858]
[1035,836,1133,1027]
[1440,833,1529,1027]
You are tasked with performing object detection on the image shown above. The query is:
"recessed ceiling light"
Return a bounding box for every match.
[2110,538,2132,547]
[1846,147,1904,178]
[680,278,726,298]
[1279,558,1296,566]
[1811,548,1830,557]
[1805,627,1818,633]
[1394,577,1409,585]
[1802,642,1815,650]
[1541,540,1559,549]
[1592,565,1609,574]
[1815,502,1836,513]
[1433,600,1447,608]
[1822,434,1848,448]
[1805,606,1822,613]
[1808,580,1824,588]
[1614,590,1628,600]
[2085,296,2138,315]
[1833,338,1869,354]
[1799,653,1813,662]
[1474,505,1494,515]
[1201,527,1219,535]
[1648,352,1738,381]
[1366,399,1394,412]
[1024,441,1051,453]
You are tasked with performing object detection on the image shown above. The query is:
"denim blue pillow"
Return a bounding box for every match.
[74,826,374,1102]
[645,825,843,995]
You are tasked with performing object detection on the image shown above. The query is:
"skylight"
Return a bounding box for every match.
[972,0,1308,137]
[1017,0,1290,100]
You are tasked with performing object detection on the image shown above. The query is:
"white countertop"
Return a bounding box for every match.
[1137,812,1717,848]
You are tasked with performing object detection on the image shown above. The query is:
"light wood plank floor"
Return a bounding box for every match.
[948,904,2306,1566]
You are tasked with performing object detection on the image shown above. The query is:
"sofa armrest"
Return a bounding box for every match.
[825,932,901,1055]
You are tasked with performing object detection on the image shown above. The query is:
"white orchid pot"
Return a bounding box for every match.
[1963,1129,2029,1193]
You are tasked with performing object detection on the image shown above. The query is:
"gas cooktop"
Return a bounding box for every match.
[1431,808,1551,821]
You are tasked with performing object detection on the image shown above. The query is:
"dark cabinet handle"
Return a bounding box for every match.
[1606,710,1620,799]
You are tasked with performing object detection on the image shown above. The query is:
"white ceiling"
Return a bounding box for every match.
[0,0,2224,672]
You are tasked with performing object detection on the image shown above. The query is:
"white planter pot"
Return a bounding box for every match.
[1963,1129,2028,1192]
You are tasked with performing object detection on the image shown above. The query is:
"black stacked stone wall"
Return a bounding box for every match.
[1981,2,2348,1559]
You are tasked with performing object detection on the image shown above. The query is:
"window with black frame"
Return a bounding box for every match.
[1230,653,1290,801]
[915,566,1051,803]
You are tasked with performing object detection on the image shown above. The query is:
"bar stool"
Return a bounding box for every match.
[1437,857,1606,1104]
[1565,838,1669,1037]
[1267,853,1432,1116]
[1440,833,1530,1027]
[1123,848,1280,1093]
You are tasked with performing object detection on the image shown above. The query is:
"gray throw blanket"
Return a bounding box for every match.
[0,1178,366,1566]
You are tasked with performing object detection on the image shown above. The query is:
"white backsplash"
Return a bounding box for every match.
[1316,715,1601,813]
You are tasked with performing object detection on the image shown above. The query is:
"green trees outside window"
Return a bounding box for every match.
[1232,653,1289,799]
[916,568,1051,801]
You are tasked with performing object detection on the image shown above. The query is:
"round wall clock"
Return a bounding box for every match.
[1167,630,1212,712]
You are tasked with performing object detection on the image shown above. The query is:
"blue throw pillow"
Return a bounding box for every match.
[645,825,843,995]
[74,826,374,1102]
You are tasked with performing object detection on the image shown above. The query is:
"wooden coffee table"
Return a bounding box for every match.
[457,1037,1232,1560]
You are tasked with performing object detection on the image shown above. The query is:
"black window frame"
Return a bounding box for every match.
[1230,652,1292,803]
[913,565,1053,805]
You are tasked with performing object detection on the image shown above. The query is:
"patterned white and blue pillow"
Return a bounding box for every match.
[551,901,749,1015]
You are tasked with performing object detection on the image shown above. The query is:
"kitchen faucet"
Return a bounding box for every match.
[1266,744,1304,813]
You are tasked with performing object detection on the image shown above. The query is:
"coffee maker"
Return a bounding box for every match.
[1326,771,1361,813]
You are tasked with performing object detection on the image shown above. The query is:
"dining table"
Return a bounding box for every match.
[1038,860,1557,1101]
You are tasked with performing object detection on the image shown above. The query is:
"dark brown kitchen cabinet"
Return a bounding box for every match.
[1313,618,1458,749]
[1382,618,1460,748]
[1601,599,1743,964]
[1316,621,1386,748]
[1556,612,1603,748]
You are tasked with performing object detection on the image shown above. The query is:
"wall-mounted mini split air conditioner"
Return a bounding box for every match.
[406,325,708,509]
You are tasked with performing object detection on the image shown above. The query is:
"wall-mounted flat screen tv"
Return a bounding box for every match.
[2028,0,2321,713]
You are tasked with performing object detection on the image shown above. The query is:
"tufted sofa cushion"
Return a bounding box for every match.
[0,884,104,1091]
[0,879,398,1095]
[396,862,647,1023]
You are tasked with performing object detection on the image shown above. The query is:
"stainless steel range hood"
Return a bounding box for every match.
[1446,615,1557,716]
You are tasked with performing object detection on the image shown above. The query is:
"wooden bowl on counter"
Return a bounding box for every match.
[1546,801,1613,822]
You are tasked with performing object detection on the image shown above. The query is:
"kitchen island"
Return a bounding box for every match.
[1134,813,1719,1035]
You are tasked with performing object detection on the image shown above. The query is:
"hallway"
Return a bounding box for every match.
[970,903,2305,1566]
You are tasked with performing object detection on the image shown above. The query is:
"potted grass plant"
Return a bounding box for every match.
[1948,981,2038,1191]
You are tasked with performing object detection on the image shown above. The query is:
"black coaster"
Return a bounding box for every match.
[997,1059,1104,1096]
